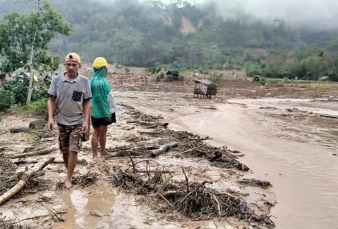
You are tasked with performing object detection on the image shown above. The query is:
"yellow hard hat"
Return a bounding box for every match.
[93,57,108,69]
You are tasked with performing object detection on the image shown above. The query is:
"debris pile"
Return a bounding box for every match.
[119,104,250,171]
[168,130,250,171]
[110,162,275,228]
[0,153,18,196]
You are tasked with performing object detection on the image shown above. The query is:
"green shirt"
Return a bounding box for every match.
[90,68,111,118]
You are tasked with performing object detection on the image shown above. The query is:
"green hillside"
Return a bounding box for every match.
[1,0,338,80]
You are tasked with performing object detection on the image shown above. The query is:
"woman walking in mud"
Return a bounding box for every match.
[90,57,116,161]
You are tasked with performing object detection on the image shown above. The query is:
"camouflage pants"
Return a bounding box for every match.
[58,124,82,153]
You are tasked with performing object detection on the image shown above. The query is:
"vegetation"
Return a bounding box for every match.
[0,0,338,85]
[0,88,12,111]
[209,72,223,86]
[246,51,338,81]
[0,0,72,74]
[0,77,50,112]
[0,0,338,79]
[23,97,48,116]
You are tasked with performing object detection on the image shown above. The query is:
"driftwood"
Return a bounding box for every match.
[0,157,55,206]
[10,148,56,159]
[14,160,39,165]
[150,142,179,157]
[320,114,338,119]
[138,130,162,135]
[136,170,172,174]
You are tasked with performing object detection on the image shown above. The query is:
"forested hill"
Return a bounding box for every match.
[1,0,338,69]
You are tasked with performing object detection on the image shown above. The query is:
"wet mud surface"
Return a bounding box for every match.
[2,70,338,229]
[0,98,274,229]
[116,91,338,229]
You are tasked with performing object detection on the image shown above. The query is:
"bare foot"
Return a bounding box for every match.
[93,153,99,161]
[100,153,107,162]
[64,179,73,190]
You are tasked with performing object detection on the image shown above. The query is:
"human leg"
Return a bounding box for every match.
[91,128,100,159]
[99,125,108,157]
[91,117,104,160]
[64,124,82,188]
[65,151,78,188]
[58,124,70,169]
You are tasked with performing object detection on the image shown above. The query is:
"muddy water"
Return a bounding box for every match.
[170,99,338,229]
[53,186,116,229]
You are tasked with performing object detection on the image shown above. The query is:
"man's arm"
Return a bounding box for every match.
[47,98,55,120]
[47,76,57,131]
[83,100,91,123]
[82,78,92,133]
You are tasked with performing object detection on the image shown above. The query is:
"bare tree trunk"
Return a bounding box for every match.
[0,157,55,206]
[26,30,37,105]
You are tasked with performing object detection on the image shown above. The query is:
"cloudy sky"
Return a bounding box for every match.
[157,0,338,29]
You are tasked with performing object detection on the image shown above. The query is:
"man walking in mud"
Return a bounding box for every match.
[47,53,92,190]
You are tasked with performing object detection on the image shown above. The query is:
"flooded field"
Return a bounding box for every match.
[117,92,338,229]
[0,96,274,229]
[1,71,338,229]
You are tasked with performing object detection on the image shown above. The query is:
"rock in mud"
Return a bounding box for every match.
[10,126,29,133]
[29,119,46,129]
[39,192,54,202]
[237,198,247,220]
[89,210,103,217]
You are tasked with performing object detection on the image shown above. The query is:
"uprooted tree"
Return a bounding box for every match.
[0,0,72,104]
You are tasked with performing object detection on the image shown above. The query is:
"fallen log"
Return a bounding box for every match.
[126,120,139,124]
[138,130,162,135]
[9,148,56,159]
[320,114,338,119]
[150,142,179,157]
[14,160,39,165]
[0,157,55,206]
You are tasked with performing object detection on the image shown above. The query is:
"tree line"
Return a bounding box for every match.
[0,0,338,81]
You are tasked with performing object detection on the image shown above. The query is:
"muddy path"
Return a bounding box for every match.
[0,101,274,229]
[118,92,338,229]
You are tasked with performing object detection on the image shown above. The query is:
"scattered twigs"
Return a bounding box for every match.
[212,194,221,216]
[41,203,63,222]
[128,153,137,172]
[0,157,55,206]
[9,148,56,159]
[109,158,275,228]
[181,167,190,193]
[181,147,198,154]
[158,193,173,207]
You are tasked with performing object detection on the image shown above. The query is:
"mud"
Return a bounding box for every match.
[116,90,338,229]
[2,70,338,229]
[0,99,274,229]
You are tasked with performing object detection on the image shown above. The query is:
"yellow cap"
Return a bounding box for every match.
[93,57,108,69]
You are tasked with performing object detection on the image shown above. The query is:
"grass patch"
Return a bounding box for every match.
[22,98,47,116]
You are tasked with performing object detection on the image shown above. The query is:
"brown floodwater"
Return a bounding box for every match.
[169,98,338,229]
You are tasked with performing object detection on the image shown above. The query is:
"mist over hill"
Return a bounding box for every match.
[1,0,338,69]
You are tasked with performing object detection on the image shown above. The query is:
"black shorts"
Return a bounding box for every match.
[91,113,116,129]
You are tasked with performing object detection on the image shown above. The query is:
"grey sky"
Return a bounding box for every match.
[155,0,338,29]
[209,0,338,29]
